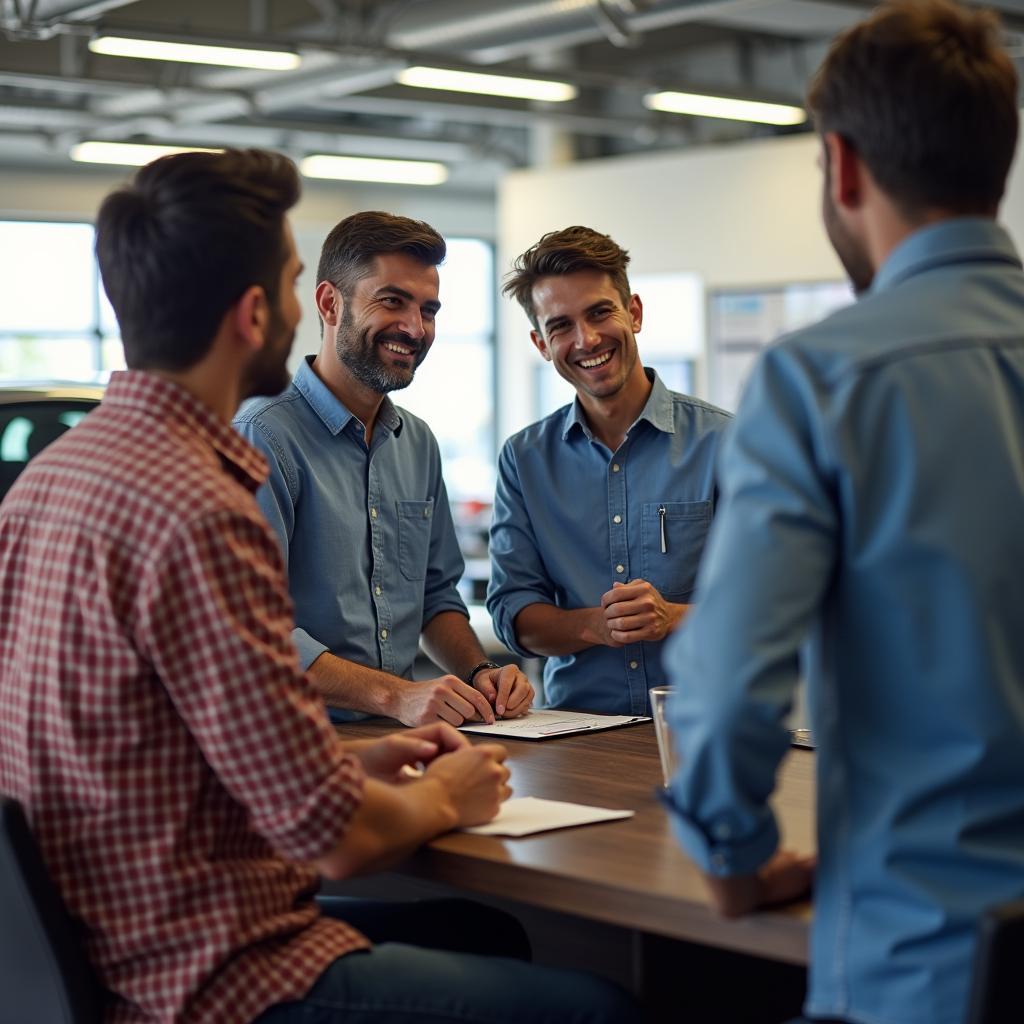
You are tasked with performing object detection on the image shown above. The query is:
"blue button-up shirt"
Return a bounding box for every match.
[234,357,468,717]
[663,219,1024,1024]
[487,370,731,715]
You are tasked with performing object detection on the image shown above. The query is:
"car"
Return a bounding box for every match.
[0,383,104,499]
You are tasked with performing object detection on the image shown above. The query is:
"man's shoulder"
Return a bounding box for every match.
[233,383,307,436]
[502,405,571,454]
[391,403,441,450]
[665,390,733,428]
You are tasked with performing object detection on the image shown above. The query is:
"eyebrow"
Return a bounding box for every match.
[375,284,442,313]
[543,299,614,332]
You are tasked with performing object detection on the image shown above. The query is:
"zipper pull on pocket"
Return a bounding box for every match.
[658,505,667,554]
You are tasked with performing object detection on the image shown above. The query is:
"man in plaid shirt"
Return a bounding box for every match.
[0,149,634,1024]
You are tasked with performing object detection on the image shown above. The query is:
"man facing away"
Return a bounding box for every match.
[662,4,1024,1024]
[235,212,534,727]
[488,226,731,714]
[0,149,634,1024]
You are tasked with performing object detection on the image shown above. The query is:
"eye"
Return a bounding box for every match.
[380,296,401,308]
[591,306,613,320]
[422,308,437,322]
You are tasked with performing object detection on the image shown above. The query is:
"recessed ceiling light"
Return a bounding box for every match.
[397,66,577,103]
[300,154,448,186]
[644,90,806,126]
[89,35,300,71]
[71,141,221,166]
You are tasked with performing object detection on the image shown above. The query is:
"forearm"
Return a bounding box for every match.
[314,776,457,879]
[513,602,608,657]
[307,651,407,719]
[420,610,485,680]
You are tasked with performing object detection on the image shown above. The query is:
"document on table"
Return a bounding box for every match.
[463,796,634,837]
[460,708,650,740]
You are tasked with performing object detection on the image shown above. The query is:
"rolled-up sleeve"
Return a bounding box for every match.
[486,440,557,658]
[662,344,837,876]
[421,449,469,626]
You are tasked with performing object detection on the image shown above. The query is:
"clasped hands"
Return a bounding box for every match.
[395,664,534,728]
[597,579,688,647]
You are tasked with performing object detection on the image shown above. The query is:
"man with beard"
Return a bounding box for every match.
[0,151,639,1024]
[661,4,1024,1024]
[236,211,534,726]
[489,226,731,714]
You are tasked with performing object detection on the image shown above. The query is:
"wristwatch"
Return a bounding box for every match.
[464,660,500,686]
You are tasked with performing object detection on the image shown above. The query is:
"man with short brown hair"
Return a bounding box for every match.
[236,211,533,728]
[488,225,731,714]
[663,4,1024,1023]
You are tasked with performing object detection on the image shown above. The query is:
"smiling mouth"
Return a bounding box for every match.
[380,340,418,358]
[578,351,613,369]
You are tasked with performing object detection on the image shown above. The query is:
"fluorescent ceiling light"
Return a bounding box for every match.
[397,66,577,103]
[71,141,221,166]
[300,154,448,186]
[644,90,806,126]
[89,35,300,71]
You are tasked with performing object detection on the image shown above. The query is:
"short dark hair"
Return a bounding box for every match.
[806,0,1018,217]
[502,226,632,330]
[95,148,300,372]
[316,211,446,299]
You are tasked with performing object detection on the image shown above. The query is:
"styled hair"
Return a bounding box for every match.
[502,226,632,330]
[316,211,446,298]
[806,0,1018,217]
[95,148,300,372]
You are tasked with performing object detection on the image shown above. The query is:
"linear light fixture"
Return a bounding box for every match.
[71,141,221,166]
[300,154,448,186]
[644,90,806,126]
[397,66,577,103]
[89,34,301,71]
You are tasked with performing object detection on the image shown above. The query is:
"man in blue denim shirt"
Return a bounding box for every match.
[236,212,533,726]
[487,227,731,714]
[663,4,1024,1024]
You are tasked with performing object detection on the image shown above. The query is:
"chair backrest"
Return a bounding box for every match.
[964,898,1024,1024]
[0,798,101,1024]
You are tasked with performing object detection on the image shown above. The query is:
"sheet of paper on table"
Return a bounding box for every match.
[463,796,634,837]
[460,708,650,740]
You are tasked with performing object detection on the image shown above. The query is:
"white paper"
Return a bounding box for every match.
[463,796,634,837]
[459,708,650,740]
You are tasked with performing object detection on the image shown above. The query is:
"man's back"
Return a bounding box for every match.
[0,371,365,1023]
[667,218,1024,1024]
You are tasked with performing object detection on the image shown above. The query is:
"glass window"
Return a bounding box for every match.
[0,220,121,381]
[397,238,496,502]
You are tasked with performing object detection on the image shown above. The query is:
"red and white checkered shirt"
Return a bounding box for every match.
[0,371,369,1023]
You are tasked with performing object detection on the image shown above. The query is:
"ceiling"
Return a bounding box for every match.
[1,0,1023,193]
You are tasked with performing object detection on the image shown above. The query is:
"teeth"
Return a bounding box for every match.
[383,342,414,355]
[580,351,613,369]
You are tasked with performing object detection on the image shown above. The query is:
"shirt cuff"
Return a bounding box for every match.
[489,590,552,658]
[293,628,329,672]
[657,787,780,877]
[421,589,469,626]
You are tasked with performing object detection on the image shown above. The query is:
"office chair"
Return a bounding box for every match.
[964,898,1024,1024]
[0,797,101,1024]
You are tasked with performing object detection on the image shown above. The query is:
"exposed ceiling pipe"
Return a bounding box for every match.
[1,0,140,39]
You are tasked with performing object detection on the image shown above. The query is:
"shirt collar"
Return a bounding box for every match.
[293,355,402,437]
[870,217,1021,296]
[103,370,268,491]
[561,368,674,441]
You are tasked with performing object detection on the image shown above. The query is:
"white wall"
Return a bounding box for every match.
[0,166,496,375]
[497,132,1024,441]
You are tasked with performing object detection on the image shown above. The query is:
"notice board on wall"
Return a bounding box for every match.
[708,281,854,412]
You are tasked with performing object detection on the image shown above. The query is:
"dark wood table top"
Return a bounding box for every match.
[336,718,815,965]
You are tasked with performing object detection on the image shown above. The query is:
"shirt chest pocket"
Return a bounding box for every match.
[639,500,712,599]
[397,499,434,581]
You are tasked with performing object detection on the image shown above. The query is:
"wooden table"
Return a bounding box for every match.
[337,719,815,967]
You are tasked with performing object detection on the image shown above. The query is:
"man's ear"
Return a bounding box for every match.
[628,293,643,334]
[530,328,552,361]
[315,280,342,329]
[233,285,268,353]
[824,131,863,212]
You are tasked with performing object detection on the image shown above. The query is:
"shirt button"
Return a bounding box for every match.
[713,821,733,840]
[613,514,622,524]
[370,507,378,519]
[711,853,727,871]
[380,628,388,640]
[629,660,638,670]
[612,463,620,473]
[374,585,382,596]
[615,564,625,574]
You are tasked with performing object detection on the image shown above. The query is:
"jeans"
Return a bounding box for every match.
[253,897,637,1024]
